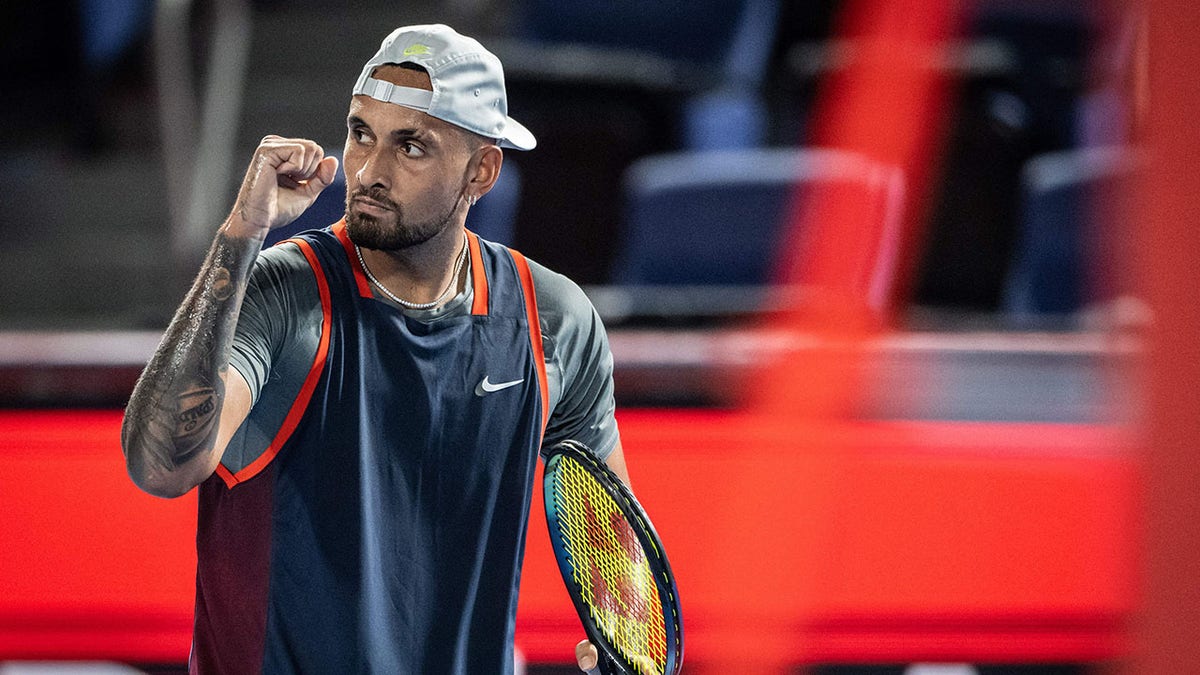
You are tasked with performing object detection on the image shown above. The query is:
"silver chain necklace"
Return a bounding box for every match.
[354,237,468,310]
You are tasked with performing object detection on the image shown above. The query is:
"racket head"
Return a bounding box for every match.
[543,440,683,675]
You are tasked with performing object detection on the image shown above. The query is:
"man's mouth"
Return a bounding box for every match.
[351,196,394,216]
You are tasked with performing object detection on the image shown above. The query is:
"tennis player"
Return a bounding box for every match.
[121,23,624,674]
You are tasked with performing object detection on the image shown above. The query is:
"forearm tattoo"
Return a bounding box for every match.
[122,232,260,480]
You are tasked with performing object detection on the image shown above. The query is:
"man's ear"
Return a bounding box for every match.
[467,145,503,200]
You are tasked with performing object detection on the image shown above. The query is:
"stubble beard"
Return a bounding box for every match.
[344,187,460,251]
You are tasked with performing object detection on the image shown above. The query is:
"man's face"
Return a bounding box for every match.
[342,65,475,250]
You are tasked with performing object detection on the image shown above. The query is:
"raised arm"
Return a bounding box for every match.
[121,136,338,498]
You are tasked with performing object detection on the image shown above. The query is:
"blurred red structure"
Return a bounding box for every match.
[1132,0,1200,674]
[753,0,962,423]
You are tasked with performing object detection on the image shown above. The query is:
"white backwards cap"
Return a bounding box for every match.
[352,24,536,151]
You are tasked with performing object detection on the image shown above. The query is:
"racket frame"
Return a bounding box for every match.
[542,440,684,675]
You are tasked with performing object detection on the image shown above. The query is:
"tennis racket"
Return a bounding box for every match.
[542,440,683,675]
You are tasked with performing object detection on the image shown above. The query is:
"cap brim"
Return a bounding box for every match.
[500,117,537,151]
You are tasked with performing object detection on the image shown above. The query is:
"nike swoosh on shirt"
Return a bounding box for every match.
[474,376,525,396]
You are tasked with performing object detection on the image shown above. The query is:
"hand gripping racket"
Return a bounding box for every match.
[542,440,683,675]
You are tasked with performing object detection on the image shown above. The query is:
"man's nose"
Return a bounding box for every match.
[355,148,392,191]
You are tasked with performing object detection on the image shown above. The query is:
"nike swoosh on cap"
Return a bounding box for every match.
[475,376,525,396]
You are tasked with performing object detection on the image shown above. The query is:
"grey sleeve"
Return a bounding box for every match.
[530,260,620,460]
[228,243,319,403]
[223,243,322,475]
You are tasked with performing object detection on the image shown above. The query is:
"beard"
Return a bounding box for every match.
[344,186,459,251]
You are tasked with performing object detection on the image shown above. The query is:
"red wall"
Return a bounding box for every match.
[0,409,1135,666]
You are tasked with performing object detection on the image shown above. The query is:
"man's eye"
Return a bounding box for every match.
[351,128,372,144]
[401,142,426,158]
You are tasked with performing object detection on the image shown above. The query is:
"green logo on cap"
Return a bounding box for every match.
[403,44,432,57]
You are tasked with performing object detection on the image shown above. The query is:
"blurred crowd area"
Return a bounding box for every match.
[0,0,1140,331]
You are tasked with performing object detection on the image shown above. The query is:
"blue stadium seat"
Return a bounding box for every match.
[80,0,153,70]
[1001,146,1139,317]
[513,0,774,71]
[509,0,780,150]
[610,148,906,310]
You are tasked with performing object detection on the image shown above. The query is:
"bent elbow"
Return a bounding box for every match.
[123,445,201,499]
[126,462,194,499]
[135,472,197,499]
[121,416,213,498]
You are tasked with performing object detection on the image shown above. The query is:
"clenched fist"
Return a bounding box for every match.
[228,135,340,237]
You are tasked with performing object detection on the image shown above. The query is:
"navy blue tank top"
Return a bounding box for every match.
[191,222,549,674]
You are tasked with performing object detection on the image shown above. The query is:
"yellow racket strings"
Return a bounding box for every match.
[552,458,667,673]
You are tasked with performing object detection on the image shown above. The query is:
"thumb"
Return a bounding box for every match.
[575,639,599,673]
[311,155,339,190]
[294,155,339,205]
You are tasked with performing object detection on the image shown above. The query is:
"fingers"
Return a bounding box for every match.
[261,135,325,184]
[289,155,340,202]
[231,136,333,234]
[574,640,662,675]
[575,639,599,673]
